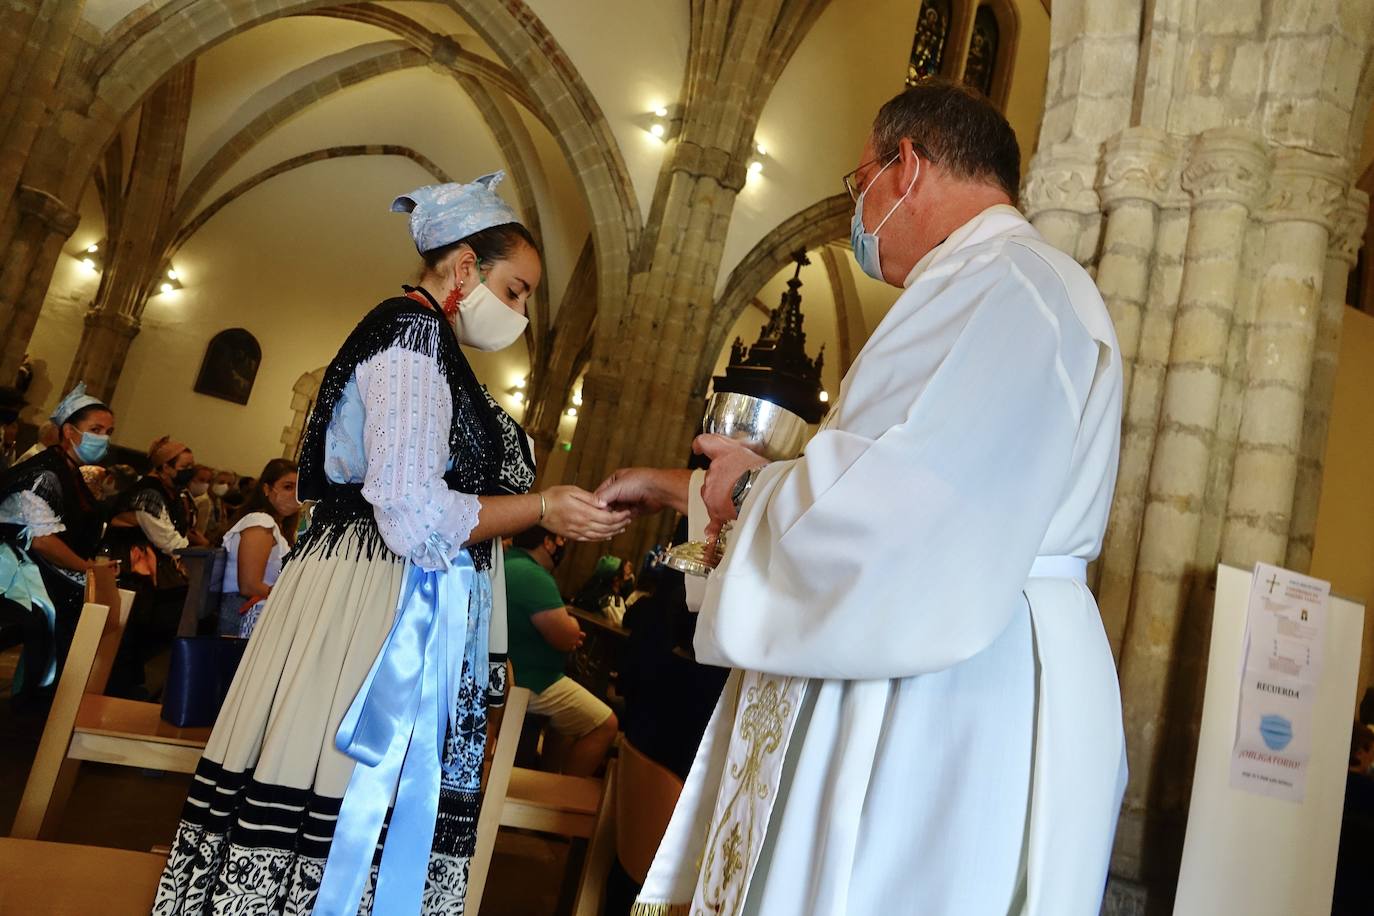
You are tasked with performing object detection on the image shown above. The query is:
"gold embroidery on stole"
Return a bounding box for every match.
[691,672,799,915]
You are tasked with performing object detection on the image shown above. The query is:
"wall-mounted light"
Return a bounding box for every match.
[643,103,680,143]
[819,390,830,403]
[745,138,775,183]
[511,391,525,404]
[514,376,527,389]
[159,266,183,295]
[565,407,578,418]
[572,390,583,407]
[77,240,105,273]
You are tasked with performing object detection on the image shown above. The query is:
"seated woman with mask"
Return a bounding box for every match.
[101,435,207,696]
[0,382,114,707]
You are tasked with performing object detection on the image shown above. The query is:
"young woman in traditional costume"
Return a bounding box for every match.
[154,172,629,916]
[0,383,113,707]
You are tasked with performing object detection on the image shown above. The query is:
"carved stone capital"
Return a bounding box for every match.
[81,308,141,340]
[15,185,79,237]
[1021,142,1101,220]
[1099,128,1179,209]
[579,370,620,408]
[1261,148,1349,227]
[672,139,747,191]
[1180,127,1268,209]
[1329,188,1369,267]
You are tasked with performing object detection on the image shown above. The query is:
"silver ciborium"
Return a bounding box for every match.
[662,391,809,577]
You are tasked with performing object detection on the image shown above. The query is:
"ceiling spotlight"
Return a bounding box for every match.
[514,377,527,389]
[167,268,179,280]
[819,390,830,403]
[160,282,174,294]
[756,142,767,155]
[511,391,525,403]
[80,257,96,271]
[572,391,583,407]
[650,123,666,139]
[566,407,578,418]
[654,106,669,117]
[748,160,764,176]
[86,243,99,253]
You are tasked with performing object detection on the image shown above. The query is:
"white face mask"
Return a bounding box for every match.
[211,483,230,497]
[454,280,528,351]
[188,481,210,498]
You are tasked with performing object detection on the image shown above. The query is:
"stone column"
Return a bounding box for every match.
[1021,142,1103,266]
[64,65,194,404]
[1219,150,1348,568]
[66,311,140,403]
[1112,126,1268,884]
[1285,190,1367,572]
[0,185,79,382]
[1094,131,1187,655]
[0,0,84,250]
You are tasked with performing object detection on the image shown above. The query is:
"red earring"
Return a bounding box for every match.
[442,280,464,319]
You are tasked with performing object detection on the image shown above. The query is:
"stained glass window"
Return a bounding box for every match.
[906,0,952,87]
[963,5,1000,97]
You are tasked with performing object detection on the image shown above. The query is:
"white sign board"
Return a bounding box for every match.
[1229,562,1330,802]
[1174,564,1365,916]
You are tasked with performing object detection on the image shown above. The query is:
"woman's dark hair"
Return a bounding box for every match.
[235,458,299,544]
[62,402,111,434]
[421,222,538,271]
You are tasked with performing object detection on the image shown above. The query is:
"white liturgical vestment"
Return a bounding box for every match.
[634,205,1127,916]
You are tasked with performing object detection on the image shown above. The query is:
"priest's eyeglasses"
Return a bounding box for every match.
[843,143,935,201]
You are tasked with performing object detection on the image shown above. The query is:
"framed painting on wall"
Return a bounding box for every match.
[195,328,261,406]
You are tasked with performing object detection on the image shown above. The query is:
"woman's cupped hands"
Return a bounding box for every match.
[539,484,633,541]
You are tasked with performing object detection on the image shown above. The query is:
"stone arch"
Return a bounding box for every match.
[167,144,451,258]
[281,366,325,460]
[72,0,639,328]
[174,46,426,223]
[697,193,852,396]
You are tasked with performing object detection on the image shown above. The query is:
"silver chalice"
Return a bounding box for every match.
[662,391,809,577]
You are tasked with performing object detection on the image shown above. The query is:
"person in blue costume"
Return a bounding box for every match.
[153,172,631,916]
[0,382,114,710]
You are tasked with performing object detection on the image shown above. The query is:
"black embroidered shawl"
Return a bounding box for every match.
[0,446,103,560]
[294,291,535,571]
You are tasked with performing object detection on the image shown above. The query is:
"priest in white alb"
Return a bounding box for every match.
[597,79,1128,916]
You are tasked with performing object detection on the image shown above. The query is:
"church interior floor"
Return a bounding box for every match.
[0,646,575,915]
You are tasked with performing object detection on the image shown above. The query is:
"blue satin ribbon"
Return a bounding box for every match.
[0,533,58,689]
[314,549,477,916]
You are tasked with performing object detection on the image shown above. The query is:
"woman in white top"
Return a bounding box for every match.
[217,458,299,637]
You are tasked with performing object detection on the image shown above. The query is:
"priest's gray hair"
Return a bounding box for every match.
[872,79,1021,201]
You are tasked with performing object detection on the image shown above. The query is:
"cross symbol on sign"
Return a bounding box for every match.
[1266,573,1280,594]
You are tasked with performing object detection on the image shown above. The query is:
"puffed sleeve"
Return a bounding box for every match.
[356,344,482,570]
[0,474,65,538]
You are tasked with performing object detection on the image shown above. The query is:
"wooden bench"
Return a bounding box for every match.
[0,837,166,914]
[467,686,617,916]
[10,571,211,840]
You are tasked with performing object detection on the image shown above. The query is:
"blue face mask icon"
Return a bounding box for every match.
[850,152,920,283]
[74,431,109,464]
[1258,714,1293,751]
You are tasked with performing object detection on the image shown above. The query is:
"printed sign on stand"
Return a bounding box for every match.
[1228,562,1331,802]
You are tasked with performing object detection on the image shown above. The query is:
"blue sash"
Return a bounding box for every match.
[314,550,478,916]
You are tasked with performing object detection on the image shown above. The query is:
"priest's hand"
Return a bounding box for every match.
[694,434,769,538]
[595,467,692,517]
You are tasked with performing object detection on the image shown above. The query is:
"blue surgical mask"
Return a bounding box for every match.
[74,431,109,464]
[850,153,919,282]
